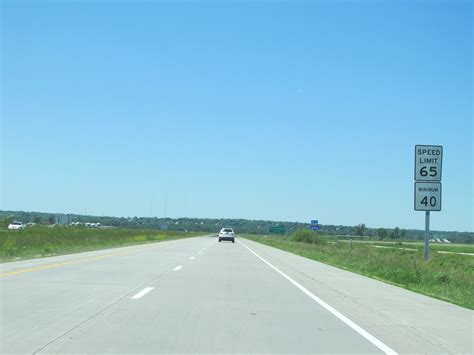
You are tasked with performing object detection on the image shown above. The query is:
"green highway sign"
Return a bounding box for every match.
[269,225,286,235]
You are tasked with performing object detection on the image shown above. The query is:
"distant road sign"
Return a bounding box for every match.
[310,220,320,231]
[414,182,442,211]
[311,219,321,231]
[415,145,443,181]
[269,225,286,235]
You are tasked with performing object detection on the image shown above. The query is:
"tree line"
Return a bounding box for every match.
[1,210,472,244]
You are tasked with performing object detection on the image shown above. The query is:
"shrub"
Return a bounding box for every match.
[293,229,316,244]
[3,236,17,255]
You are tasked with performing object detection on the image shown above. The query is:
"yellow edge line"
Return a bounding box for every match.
[0,248,146,278]
[0,235,205,278]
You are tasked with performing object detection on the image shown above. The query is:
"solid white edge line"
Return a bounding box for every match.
[190,256,195,260]
[173,265,182,271]
[131,287,154,299]
[238,240,398,355]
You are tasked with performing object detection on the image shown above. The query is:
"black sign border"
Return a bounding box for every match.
[414,145,443,182]
[414,181,442,211]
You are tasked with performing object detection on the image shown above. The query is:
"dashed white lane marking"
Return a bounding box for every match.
[239,240,397,355]
[131,287,153,299]
[190,256,195,260]
[173,265,183,271]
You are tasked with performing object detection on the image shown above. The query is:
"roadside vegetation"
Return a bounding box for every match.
[2,210,472,243]
[245,230,474,309]
[336,239,474,254]
[0,227,201,263]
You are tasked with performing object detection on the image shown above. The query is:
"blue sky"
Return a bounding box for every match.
[1,0,472,231]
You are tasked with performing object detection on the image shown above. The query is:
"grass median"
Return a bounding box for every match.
[0,227,203,263]
[244,235,474,309]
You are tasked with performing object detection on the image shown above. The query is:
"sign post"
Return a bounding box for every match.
[414,145,443,261]
[310,220,320,244]
[424,211,430,261]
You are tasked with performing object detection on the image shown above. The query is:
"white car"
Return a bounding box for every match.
[218,228,235,243]
[8,221,26,230]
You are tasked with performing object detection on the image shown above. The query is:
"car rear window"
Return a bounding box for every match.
[223,229,233,232]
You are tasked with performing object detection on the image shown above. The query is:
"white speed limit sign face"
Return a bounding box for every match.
[414,182,441,211]
[415,145,442,181]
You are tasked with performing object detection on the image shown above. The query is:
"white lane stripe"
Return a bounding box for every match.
[239,240,397,355]
[198,251,202,254]
[203,248,207,250]
[131,287,153,299]
[173,265,182,271]
[190,256,195,260]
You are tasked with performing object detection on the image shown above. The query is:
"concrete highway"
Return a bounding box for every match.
[1,236,472,354]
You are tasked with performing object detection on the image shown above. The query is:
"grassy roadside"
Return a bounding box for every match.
[336,239,474,254]
[0,227,204,263]
[244,235,474,309]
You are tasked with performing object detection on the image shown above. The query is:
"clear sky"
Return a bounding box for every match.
[1,0,472,232]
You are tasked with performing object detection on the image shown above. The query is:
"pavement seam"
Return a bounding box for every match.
[32,271,166,354]
[32,286,140,354]
[30,239,210,354]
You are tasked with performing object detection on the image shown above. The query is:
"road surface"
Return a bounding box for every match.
[1,236,472,354]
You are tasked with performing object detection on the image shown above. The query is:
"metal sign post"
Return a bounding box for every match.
[424,211,430,261]
[310,220,320,244]
[414,145,443,261]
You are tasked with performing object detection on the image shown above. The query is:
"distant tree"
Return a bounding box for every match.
[391,227,400,239]
[355,224,366,237]
[48,215,55,225]
[365,229,374,239]
[33,216,42,224]
[400,229,407,240]
[378,228,387,240]
[2,216,14,228]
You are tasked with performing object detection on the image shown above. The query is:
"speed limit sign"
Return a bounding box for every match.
[414,144,443,261]
[415,145,442,181]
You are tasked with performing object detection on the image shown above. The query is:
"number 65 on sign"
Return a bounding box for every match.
[415,145,442,181]
[414,182,442,211]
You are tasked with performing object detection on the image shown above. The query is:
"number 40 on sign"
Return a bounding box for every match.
[414,182,441,211]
